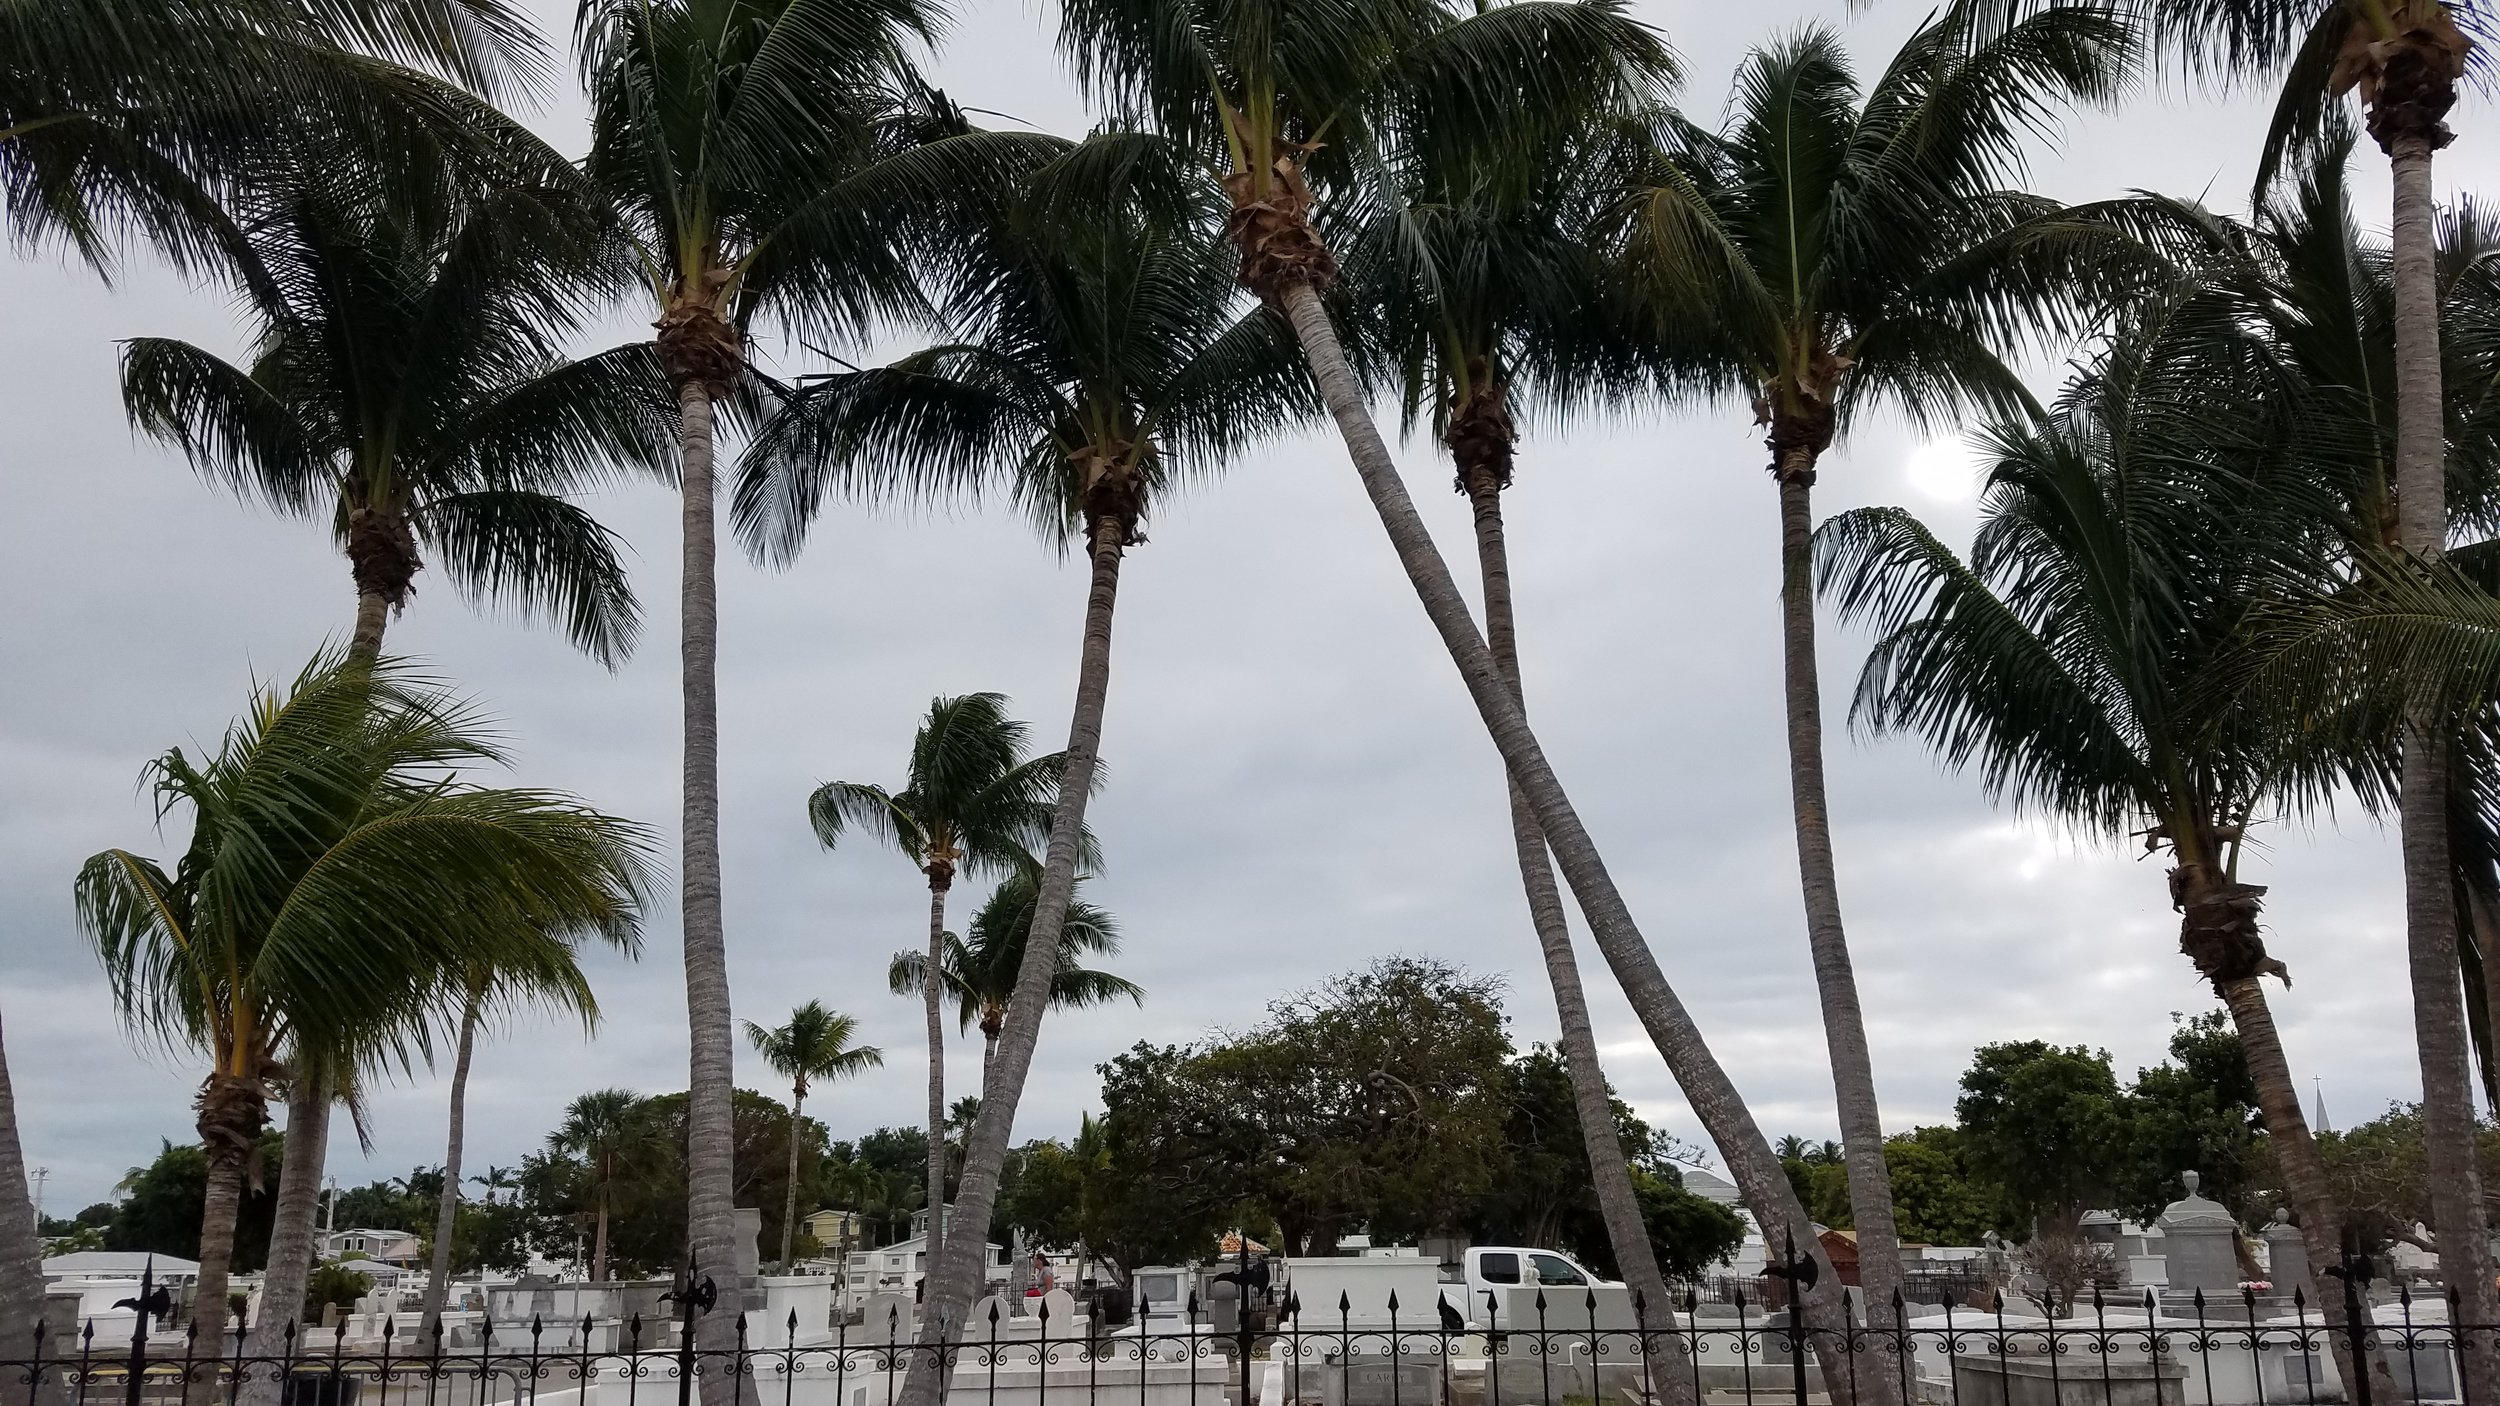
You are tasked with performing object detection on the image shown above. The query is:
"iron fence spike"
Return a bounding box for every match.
[1386,1290,1399,1313]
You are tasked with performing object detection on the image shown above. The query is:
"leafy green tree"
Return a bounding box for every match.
[102,1135,283,1266]
[1882,1128,2006,1247]
[745,1003,883,1268]
[76,656,646,1347]
[890,874,1141,1075]
[1612,10,2135,1317]
[1630,1171,1748,1283]
[805,693,1068,1266]
[1954,1043,2130,1241]
[2116,1014,2266,1225]
[302,1259,373,1321]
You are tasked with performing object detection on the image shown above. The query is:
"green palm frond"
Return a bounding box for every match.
[78,653,652,1082]
[118,167,641,660]
[416,490,641,669]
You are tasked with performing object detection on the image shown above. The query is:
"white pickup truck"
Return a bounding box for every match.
[1277,1246,1636,1331]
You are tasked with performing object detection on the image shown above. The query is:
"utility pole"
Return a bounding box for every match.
[31,1167,48,1226]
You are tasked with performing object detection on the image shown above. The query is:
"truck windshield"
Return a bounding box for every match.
[1477,1253,1521,1284]
[1530,1254,1586,1286]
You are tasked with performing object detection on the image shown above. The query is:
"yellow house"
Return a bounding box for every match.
[802,1209,863,1253]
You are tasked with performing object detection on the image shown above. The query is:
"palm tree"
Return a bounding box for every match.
[120,169,663,664]
[74,655,649,1352]
[2117,0,2485,1331]
[801,693,1072,1268]
[1607,12,2136,1318]
[552,1089,651,1284]
[573,6,962,1355]
[1334,0,1678,1321]
[737,133,1303,1353]
[469,1166,517,1204]
[744,1002,883,1269]
[1816,284,2386,1388]
[888,872,1142,1074]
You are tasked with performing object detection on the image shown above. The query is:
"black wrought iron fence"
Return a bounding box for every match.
[4,1280,2481,1406]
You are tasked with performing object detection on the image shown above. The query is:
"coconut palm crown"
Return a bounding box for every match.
[121,171,669,663]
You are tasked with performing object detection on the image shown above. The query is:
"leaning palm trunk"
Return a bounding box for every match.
[1274,276,1882,1406]
[2171,862,2390,1399]
[240,1074,330,1406]
[422,1001,481,1326]
[1772,463,1904,1321]
[0,1004,56,1386]
[922,879,951,1268]
[904,507,1128,1406]
[667,357,747,1406]
[1454,425,1684,1372]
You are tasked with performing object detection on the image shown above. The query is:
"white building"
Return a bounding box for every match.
[839,1207,1008,1310]
[321,1228,421,1266]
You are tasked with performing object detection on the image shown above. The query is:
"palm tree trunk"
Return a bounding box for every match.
[421,1000,480,1327]
[0,1003,56,1385]
[1774,464,1904,1323]
[779,1087,805,1271]
[1275,278,1884,1406]
[2389,118,2500,1387]
[592,1185,610,1285]
[1459,460,1685,1364]
[2211,974,2397,1401]
[190,1068,268,1387]
[192,1148,248,1359]
[350,593,389,662]
[902,511,1127,1406]
[239,1074,329,1406]
[923,879,951,1272]
[671,377,746,1406]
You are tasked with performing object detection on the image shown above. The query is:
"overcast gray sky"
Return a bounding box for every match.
[0,0,2469,1216]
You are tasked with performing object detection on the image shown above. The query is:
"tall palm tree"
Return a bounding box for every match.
[737,132,1305,1357]
[1334,0,1678,1321]
[120,169,664,664]
[744,1002,883,1270]
[551,1089,651,1284]
[1608,12,2136,1318]
[573,8,963,1361]
[74,655,649,1353]
[888,872,1141,1074]
[1816,285,2388,1391]
[2118,0,2486,1332]
[801,694,1071,1269]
